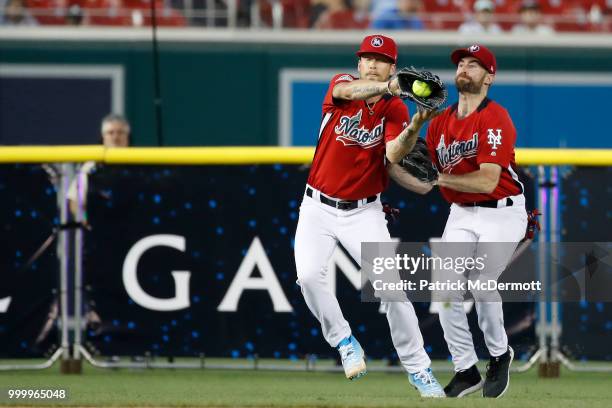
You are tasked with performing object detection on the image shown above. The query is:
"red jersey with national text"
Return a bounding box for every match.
[307,73,409,200]
[426,98,523,204]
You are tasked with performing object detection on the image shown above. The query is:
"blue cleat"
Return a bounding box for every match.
[337,335,367,380]
[408,368,446,398]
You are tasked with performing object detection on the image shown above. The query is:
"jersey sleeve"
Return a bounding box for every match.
[322,74,356,112]
[383,99,410,143]
[426,117,441,171]
[477,106,517,168]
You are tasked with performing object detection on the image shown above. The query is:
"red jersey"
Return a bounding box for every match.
[307,74,409,200]
[426,98,524,204]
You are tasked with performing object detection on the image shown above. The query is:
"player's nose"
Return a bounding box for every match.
[457,65,469,75]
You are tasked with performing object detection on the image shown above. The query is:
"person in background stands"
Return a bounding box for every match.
[459,0,502,34]
[511,0,555,35]
[370,0,424,30]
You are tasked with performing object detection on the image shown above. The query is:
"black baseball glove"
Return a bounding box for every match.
[393,67,447,110]
[399,138,439,183]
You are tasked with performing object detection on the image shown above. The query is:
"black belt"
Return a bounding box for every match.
[306,187,377,211]
[460,197,513,208]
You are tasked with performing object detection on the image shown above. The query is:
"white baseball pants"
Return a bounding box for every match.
[438,194,528,371]
[294,187,431,373]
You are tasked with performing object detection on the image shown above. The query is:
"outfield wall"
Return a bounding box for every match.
[1,163,610,361]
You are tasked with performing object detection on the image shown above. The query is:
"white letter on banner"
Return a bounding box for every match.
[217,237,292,312]
[0,297,11,313]
[326,246,389,314]
[123,234,191,311]
[327,247,361,294]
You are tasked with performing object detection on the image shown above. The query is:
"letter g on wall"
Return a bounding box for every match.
[0,296,11,313]
[122,234,191,312]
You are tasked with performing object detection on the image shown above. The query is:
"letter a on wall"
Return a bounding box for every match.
[218,237,292,312]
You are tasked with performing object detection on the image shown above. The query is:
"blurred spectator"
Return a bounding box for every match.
[87,0,132,27]
[0,0,38,25]
[251,0,310,28]
[370,0,395,17]
[25,0,68,25]
[68,113,130,217]
[458,0,501,34]
[99,113,130,147]
[65,3,83,25]
[369,0,424,30]
[512,0,555,35]
[600,3,612,32]
[122,0,186,26]
[312,0,368,29]
[36,114,127,346]
[309,0,326,26]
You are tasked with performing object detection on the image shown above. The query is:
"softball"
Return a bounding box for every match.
[412,80,432,97]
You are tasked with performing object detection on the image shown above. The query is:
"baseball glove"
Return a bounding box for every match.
[400,138,438,183]
[524,209,542,240]
[382,202,400,224]
[394,67,447,110]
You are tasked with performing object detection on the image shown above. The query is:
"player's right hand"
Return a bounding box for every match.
[409,107,442,130]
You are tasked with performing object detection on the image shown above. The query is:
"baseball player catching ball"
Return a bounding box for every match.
[394,44,528,398]
[293,35,445,398]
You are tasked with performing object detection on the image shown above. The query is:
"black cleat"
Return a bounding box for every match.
[444,364,484,398]
[483,346,514,398]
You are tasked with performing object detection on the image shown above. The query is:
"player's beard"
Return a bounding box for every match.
[455,74,486,94]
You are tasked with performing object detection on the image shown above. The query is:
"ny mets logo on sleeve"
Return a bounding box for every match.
[487,129,502,151]
[334,110,384,148]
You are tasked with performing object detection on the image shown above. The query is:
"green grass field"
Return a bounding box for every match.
[1,360,611,407]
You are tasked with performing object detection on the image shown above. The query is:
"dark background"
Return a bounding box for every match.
[0,78,111,145]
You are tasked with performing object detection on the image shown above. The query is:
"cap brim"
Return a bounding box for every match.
[451,48,494,73]
[356,51,396,64]
[451,49,472,65]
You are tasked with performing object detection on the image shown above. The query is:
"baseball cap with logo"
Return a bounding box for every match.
[451,44,497,74]
[356,35,398,64]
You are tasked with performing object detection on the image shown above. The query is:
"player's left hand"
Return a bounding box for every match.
[399,139,439,184]
[394,67,448,110]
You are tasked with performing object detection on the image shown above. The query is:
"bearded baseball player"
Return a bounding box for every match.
[293,35,445,398]
[394,44,528,398]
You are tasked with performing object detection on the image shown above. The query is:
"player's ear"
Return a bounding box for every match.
[484,73,495,86]
[390,64,396,76]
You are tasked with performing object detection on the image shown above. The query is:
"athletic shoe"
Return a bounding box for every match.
[337,335,367,380]
[483,346,514,398]
[408,368,446,398]
[444,364,484,398]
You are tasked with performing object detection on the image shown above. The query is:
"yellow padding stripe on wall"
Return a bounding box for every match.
[0,146,610,166]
